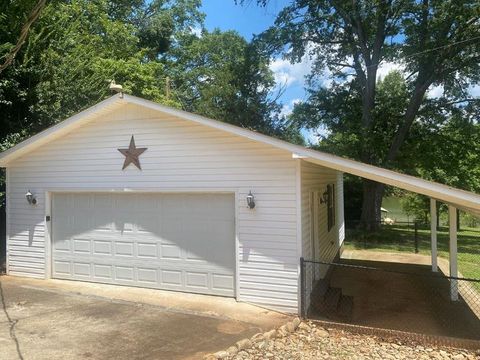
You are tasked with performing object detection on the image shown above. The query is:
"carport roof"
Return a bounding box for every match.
[1,93,479,216]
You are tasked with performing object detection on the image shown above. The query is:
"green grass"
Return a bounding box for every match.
[344,224,480,281]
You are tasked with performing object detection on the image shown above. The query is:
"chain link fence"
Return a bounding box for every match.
[0,204,5,274]
[300,258,480,341]
[345,220,424,253]
[343,219,480,286]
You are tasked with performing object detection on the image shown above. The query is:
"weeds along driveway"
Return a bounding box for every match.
[0,276,288,360]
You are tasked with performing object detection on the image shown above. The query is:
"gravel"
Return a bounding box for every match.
[228,321,480,360]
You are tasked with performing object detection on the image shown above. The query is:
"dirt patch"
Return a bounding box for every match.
[309,254,480,340]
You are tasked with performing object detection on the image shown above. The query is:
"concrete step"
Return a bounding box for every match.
[337,294,354,321]
[311,279,330,299]
[310,285,355,322]
[310,286,342,314]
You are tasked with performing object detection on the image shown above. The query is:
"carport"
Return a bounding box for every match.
[299,149,480,301]
[296,149,480,340]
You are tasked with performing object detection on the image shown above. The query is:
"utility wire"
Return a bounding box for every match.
[360,35,480,70]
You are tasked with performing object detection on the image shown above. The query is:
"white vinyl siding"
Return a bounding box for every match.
[6,103,299,312]
[300,160,344,308]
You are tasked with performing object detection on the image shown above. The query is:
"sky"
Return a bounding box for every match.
[200,0,311,118]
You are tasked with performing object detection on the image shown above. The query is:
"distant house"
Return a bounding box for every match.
[1,94,479,314]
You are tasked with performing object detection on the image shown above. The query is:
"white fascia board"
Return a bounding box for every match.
[303,156,480,213]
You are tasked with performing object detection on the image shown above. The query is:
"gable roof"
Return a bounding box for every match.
[1,93,479,216]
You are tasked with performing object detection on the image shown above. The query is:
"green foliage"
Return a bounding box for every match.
[462,212,480,228]
[137,0,205,59]
[302,71,410,163]
[405,107,480,191]
[167,29,303,142]
[396,104,480,224]
[400,193,430,223]
[26,0,166,126]
[0,0,183,140]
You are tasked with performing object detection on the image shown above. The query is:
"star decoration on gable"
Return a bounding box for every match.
[118,136,147,170]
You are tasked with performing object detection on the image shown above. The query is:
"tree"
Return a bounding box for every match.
[399,101,480,228]
[0,0,46,74]
[247,0,480,229]
[0,0,204,141]
[165,29,304,143]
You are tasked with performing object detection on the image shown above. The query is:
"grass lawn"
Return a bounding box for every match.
[344,224,480,281]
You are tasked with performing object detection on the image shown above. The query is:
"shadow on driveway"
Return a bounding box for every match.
[0,276,283,360]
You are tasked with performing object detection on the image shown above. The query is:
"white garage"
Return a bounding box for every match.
[52,192,235,296]
[2,93,480,314]
[0,93,348,313]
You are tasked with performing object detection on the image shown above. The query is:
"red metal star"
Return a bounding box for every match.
[117,136,147,170]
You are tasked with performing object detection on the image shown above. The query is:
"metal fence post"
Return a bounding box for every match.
[414,221,419,253]
[300,257,306,319]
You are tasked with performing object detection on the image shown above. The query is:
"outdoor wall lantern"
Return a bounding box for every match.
[25,190,37,205]
[246,191,256,209]
[319,187,330,205]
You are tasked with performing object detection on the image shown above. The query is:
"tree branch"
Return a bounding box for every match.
[0,0,46,74]
[440,98,480,107]
[385,74,435,162]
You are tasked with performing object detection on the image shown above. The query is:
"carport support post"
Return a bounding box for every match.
[430,199,438,272]
[448,205,458,301]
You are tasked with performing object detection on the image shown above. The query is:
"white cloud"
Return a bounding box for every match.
[279,98,302,118]
[427,85,444,99]
[468,84,480,97]
[270,55,406,92]
[376,61,404,81]
[270,51,315,89]
[427,84,480,99]
[302,128,320,144]
[189,26,202,37]
[270,57,309,88]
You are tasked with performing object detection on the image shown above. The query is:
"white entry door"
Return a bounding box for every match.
[52,193,235,297]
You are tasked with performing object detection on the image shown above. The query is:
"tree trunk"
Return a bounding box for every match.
[360,179,385,231]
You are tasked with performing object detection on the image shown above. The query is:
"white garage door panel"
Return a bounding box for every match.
[52,193,235,296]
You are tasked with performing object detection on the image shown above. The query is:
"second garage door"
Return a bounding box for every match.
[52,193,235,297]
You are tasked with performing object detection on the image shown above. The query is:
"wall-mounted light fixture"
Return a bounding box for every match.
[25,190,37,205]
[319,186,330,205]
[246,191,256,209]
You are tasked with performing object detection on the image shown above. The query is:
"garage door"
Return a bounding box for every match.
[52,193,235,297]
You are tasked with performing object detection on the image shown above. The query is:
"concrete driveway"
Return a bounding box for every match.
[0,276,290,360]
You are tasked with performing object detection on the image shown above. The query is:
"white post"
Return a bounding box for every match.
[430,199,438,272]
[448,205,458,301]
